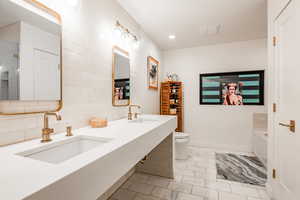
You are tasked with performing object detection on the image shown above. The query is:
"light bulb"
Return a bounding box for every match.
[122,31,129,40]
[113,27,122,39]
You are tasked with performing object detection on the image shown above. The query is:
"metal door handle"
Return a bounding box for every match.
[279,120,295,133]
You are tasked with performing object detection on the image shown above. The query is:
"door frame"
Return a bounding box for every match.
[269,0,294,199]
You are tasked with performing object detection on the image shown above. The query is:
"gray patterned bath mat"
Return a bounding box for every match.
[216,153,267,186]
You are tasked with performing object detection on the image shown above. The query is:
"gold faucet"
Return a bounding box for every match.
[41,112,62,143]
[128,105,141,120]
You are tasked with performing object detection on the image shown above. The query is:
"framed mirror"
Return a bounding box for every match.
[112,46,130,107]
[0,0,62,115]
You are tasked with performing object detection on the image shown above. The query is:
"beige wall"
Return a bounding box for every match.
[0,0,162,146]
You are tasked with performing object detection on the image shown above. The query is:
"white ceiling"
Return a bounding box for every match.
[117,0,267,50]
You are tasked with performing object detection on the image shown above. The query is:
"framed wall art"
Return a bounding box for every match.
[147,56,159,89]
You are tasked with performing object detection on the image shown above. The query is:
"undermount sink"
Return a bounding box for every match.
[17,135,112,164]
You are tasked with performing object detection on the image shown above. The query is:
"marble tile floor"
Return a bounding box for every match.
[109,147,271,200]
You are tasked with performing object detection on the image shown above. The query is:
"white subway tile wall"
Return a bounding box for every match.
[0,0,162,146]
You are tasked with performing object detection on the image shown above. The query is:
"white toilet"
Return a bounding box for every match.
[175,132,190,160]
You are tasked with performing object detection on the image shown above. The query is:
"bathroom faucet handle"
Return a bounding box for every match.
[128,104,142,120]
[66,126,73,137]
[134,109,142,119]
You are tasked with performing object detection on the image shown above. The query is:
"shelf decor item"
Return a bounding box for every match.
[166,73,179,81]
[200,70,264,105]
[89,117,108,128]
[160,81,183,132]
[148,56,159,89]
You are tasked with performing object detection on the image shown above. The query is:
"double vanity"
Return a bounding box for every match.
[0,115,177,200]
[0,1,176,200]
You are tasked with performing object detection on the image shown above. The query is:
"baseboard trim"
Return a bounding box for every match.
[188,143,252,153]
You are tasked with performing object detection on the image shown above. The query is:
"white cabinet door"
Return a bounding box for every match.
[34,49,60,100]
[273,1,300,200]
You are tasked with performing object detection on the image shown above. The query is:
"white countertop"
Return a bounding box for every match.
[0,115,176,200]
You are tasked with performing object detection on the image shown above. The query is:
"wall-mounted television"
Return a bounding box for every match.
[200,70,264,105]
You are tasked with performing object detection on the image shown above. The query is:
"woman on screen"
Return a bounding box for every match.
[223,83,243,105]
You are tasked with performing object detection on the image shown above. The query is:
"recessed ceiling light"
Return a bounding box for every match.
[169,35,176,40]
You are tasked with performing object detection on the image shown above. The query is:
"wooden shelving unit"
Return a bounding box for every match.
[160,81,183,132]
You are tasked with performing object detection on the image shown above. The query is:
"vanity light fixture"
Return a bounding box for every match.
[114,21,140,48]
[114,25,122,38]
[0,66,3,71]
[169,35,176,40]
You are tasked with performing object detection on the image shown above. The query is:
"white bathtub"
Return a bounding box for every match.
[252,113,268,167]
[253,129,268,166]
